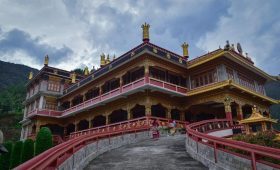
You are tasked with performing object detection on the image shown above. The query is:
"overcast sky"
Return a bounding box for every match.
[0,0,279,75]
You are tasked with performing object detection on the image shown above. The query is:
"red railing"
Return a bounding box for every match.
[26,76,188,118]
[186,119,280,170]
[70,116,187,138]
[15,117,152,170]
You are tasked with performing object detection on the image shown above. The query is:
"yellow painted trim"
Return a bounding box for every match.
[186,80,230,96]
[188,51,225,69]
[230,81,278,104]
[186,80,278,104]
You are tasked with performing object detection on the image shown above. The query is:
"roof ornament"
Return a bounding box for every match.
[84,66,89,76]
[28,71,33,80]
[181,42,189,60]
[44,55,49,66]
[71,72,76,83]
[224,40,230,50]
[230,44,235,51]
[100,53,106,67]
[106,54,110,64]
[141,22,150,43]
[113,54,116,60]
[237,42,243,55]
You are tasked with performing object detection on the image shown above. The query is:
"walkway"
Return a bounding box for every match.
[85,135,207,170]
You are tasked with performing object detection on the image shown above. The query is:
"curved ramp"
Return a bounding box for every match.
[85,135,207,170]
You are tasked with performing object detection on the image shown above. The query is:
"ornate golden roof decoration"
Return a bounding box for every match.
[100,53,106,67]
[44,55,49,66]
[84,66,89,76]
[239,105,278,124]
[28,71,33,80]
[106,54,110,64]
[71,72,76,83]
[181,42,189,59]
[141,22,150,42]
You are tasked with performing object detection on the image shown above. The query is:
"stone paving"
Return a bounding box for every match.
[84,135,207,170]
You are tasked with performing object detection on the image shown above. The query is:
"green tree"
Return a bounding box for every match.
[21,139,34,163]
[35,127,52,155]
[0,141,13,170]
[10,140,23,169]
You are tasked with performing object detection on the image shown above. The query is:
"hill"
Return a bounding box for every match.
[265,80,280,130]
[0,60,38,91]
[0,60,38,141]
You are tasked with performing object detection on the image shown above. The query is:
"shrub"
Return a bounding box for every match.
[35,127,52,155]
[10,140,23,169]
[21,139,34,162]
[0,141,13,170]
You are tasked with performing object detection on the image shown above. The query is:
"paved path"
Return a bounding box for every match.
[85,135,207,170]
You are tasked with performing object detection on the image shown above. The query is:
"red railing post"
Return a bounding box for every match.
[214,142,217,163]
[251,152,257,170]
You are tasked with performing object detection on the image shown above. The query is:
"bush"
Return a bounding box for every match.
[0,141,13,170]
[35,127,52,155]
[10,140,23,169]
[21,139,34,162]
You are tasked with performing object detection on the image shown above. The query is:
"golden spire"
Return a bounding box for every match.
[28,71,33,80]
[141,22,150,42]
[44,55,49,66]
[84,66,89,76]
[181,42,189,58]
[100,53,106,67]
[71,72,76,83]
[106,54,110,64]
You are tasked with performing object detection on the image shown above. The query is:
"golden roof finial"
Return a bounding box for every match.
[100,53,106,67]
[44,55,49,66]
[141,22,150,42]
[84,66,89,76]
[28,71,33,80]
[71,72,76,83]
[106,54,110,64]
[181,42,189,59]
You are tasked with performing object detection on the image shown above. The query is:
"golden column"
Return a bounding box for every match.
[44,55,49,66]
[100,53,106,67]
[181,42,189,60]
[84,66,89,76]
[28,71,33,80]
[141,22,150,43]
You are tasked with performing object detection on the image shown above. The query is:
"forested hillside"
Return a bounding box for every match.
[265,80,280,130]
[0,60,38,141]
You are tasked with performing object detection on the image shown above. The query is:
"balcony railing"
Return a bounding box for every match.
[27,76,188,118]
[186,119,280,170]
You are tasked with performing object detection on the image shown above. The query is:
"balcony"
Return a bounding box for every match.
[27,75,188,118]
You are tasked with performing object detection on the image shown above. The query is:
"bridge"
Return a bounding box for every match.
[16,116,280,170]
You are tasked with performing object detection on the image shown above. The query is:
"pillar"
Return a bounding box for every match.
[237,105,243,120]
[224,99,233,125]
[145,105,151,116]
[88,118,92,128]
[167,108,171,119]
[120,78,123,93]
[180,110,185,121]
[39,96,44,109]
[74,123,78,131]
[105,114,109,125]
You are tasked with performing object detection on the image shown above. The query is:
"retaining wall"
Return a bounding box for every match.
[58,131,151,170]
[185,135,277,170]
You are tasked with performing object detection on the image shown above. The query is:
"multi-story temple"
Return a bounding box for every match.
[20,23,279,140]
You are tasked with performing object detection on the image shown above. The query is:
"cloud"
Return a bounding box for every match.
[197,0,280,75]
[0,28,73,68]
[0,0,278,75]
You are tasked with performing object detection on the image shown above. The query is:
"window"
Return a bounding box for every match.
[191,69,217,88]
[48,81,60,92]
[226,68,234,80]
